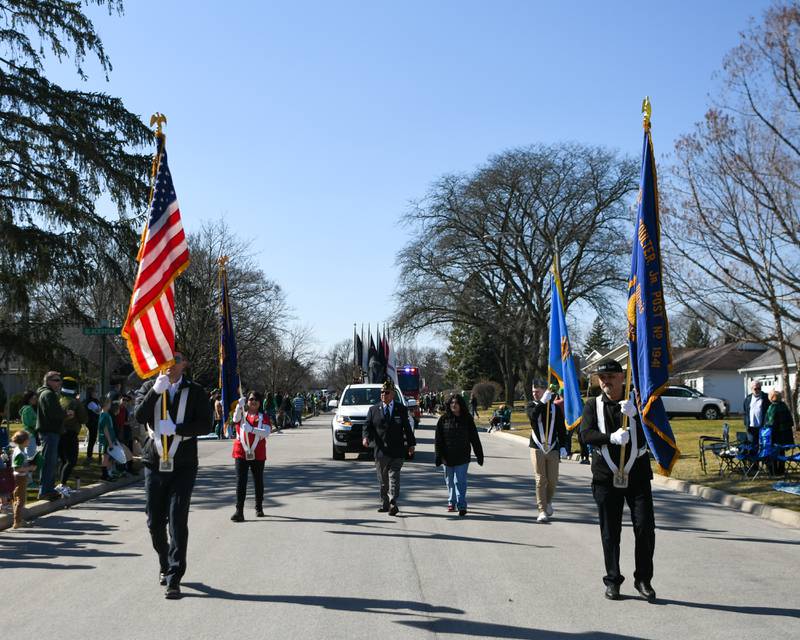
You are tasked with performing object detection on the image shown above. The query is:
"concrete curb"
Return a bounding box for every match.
[487,428,800,529]
[0,472,143,532]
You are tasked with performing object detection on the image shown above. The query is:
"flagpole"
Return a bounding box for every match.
[615,98,652,488]
[148,113,171,465]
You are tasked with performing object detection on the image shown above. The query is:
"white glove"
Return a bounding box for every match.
[238,396,247,408]
[609,428,630,446]
[232,404,244,423]
[159,416,176,436]
[619,399,637,419]
[541,390,554,404]
[153,373,170,394]
[559,447,568,459]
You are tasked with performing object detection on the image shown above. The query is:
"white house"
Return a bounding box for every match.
[737,342,800,407]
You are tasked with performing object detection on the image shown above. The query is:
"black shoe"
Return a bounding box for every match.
[230,510,244,522]
[159,572,167,586]
[164,584,181,600]
[40,491,61,501]
[604,584,621,600]
[255,508,265,517]
[388,504,399,516]
[634,580,656,602]
[458,509,467,516]
[377,506,389,513]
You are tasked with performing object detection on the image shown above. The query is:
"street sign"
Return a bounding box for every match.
[82,326,122,336]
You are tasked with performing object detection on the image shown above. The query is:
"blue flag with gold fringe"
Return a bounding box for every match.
[219,262,240,424]
[627,103,680,475]
[548,260,583,430]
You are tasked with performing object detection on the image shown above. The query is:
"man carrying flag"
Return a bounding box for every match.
[125,120,212,600]
[580,98,676,604]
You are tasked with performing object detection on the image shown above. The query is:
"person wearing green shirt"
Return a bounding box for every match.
[18,390,42,487]
[98,397,119,481]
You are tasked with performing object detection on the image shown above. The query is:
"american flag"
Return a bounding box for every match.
[122,141,190,378]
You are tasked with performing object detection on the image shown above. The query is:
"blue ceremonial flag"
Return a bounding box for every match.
[627,100,680,475]
[218,262,241,423]
[548,258,583,430]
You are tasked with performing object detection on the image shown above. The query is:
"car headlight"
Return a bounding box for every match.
[335,415,352,426]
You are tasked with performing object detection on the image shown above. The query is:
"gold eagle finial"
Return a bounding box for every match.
[642,97,652,131]
[150,112,167,136]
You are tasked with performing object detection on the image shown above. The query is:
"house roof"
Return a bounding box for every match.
[671,342,766,375]
[738,339,800,373]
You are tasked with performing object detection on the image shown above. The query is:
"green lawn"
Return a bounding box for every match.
[480,404,800,513]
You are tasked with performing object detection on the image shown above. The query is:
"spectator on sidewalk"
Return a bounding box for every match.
[743,381,770,448]
[292,393,305,426]
[470,392,479,418]
[11,430,38,528]
[18,390,42,488]
[83,386,101,464]
[36,371,68,501]
[98,397,119,481]
[57,376,87,496]
[766,390,795,475]
[213,392,224,439]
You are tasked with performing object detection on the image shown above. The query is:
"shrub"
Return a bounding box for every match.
[472,380,501,409]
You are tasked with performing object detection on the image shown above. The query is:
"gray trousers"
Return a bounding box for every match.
[375,455,404,508]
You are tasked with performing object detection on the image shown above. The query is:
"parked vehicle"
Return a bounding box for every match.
[660,386,728,420]
[330,383,416,460]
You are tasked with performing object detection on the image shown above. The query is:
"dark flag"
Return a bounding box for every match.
[368,332,380,384]
[627,98,680,475]
[219,259,240,424]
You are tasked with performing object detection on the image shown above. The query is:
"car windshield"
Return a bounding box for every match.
[341,388,382,406]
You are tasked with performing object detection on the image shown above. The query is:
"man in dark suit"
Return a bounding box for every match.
[134,352,213,599]
[743,381,770,447]
[362,379,416,516]
[580,359,656,603]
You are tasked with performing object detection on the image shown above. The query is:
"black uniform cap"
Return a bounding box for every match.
[593,359,624,374]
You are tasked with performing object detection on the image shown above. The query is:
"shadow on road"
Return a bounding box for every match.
[0,513,139,571]
[398,618,643,639]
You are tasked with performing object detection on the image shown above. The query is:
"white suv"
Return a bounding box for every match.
[329,383,416,460]
[660,386,728,420]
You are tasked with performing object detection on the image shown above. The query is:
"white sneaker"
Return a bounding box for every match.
[545,503,554,517]
[537,511,549,523]
[55,484,65,495]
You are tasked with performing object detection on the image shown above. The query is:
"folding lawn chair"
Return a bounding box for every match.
[699,423,729,474]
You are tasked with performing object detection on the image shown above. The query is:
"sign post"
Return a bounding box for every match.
[82,324,122,397]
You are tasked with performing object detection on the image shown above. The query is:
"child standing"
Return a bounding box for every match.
[11,430,38,528]
[98,397,119,481]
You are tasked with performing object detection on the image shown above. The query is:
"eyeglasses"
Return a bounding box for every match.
[248,398,258,402]
[380,390,392,395]
[174,355,184,363]
[49,378,62,383]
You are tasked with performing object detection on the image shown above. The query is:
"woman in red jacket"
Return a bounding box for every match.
[231,390,271,522]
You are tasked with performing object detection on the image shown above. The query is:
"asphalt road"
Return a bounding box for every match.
[1,413,798,640]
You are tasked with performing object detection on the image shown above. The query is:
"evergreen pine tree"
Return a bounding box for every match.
[1,1,151,358]
[585,317,611,354]
[684,318,711,348]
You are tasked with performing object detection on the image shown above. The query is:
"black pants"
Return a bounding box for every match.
[86,421,98,459]
[592,482,655,586]
[145,464,197,587]
[235,458,265,510]
[58,431,79,485]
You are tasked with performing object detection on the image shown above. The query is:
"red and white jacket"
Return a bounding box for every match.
[231,410,271,461]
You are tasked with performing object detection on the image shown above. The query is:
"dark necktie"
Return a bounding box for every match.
[384,406,390,421]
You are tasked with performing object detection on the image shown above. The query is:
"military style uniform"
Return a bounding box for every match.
[526,397,568,517]
[580,391,655,591]
[364,395,416,513]
[134,376,212,592]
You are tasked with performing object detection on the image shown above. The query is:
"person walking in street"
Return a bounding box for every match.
[134,352,213,600]
[362,379,416,516]
[579,359,657,603]
[230,390,271,522]
[435,393,484,516]
[36,371,68,501]
[292,392,305,426]
[527,380,569,522]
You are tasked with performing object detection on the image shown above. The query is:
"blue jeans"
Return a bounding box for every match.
[39,431,60,497]
[444,463,469,510]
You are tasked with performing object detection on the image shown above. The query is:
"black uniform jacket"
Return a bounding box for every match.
[579,393,652,487]
[526,400,568,451]
[135,377,213,469]
[434,413,484,467]
[364,401,416,459]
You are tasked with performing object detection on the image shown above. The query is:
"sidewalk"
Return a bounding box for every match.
[490,428,800,529]
[0,471,143,531]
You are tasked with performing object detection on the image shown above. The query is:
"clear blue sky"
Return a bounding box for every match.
[57,0,771,352]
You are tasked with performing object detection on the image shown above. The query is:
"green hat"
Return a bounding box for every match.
[62,376,79,396]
